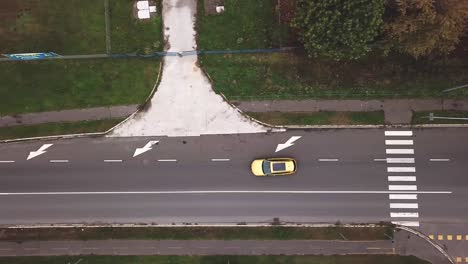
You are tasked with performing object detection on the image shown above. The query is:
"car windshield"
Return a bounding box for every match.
[272,162,286,172]
[262,160,271,174]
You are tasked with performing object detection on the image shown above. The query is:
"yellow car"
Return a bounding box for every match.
[251,158,297,176]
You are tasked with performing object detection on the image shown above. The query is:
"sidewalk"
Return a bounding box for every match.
[0,231,451,263]
[235,99,468,124]
[0,105,137,128]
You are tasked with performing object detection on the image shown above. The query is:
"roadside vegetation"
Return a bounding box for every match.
[0,119,123,140]
[412,111,468,124]
[248,111,385,125]
[197,0,468,100]
[0,255,430,264]
[0,59,160,115]
[0,226,394,241]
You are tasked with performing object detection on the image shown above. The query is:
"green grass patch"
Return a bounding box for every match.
[0,119,123,140]
[0,226,394,241]
[0,0,106,54]
[0,255,430,264]
[201,52,468,99]
[196,0,291,49]
[412,111,468,124]
[248,111,385,125]
[110,0,163,54]
[0,59,160,115]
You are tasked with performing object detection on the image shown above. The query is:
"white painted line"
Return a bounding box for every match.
[385,140,413,145]
[386,158,415,164]
[158,159,177,162]
[0,190,450,196]
[390,203,419,209]
[211,159,230,161]
[49,160,69,163]
[385,131,413,136]
[24,248,39,250]
[389,194,417,200]
[391,221,420,227]
[429,158,450,162]
[388,176,416,182]
[0,161,15,163]
[388,167,416,173]
[83,247,98,250]
[318,159,339,162]
[104,160,123,163]
[386,149,414,154]
[390,212,419,218]
[389,185,417,191]
[373,158,387,162]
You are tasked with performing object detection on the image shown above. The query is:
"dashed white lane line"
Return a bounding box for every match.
[390,212,419,218]
[158,159,177,162]
[386,158,415,164]
[318,159,339,162]
[385,131,413,136]
[49,160,69,163]
[104,160,123,163]
[211,159,230,161]
[0,161,15,163]
[390,203,419,209]
[385,140,414,145]
[0,248,13,251]
[374,158,387,162]
[429,158,450,162]
[386,149,414,154]
[389,194,417,200]
[391,221,420,227]
[389,185,417,191]
[388,176,416,182]
[387,167,415,173]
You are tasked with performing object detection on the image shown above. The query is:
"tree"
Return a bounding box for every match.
[291,0,385,60]
[383,0,468,58]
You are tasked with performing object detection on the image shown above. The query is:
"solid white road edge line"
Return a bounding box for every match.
[388,167,416,173]
[385,140,414,145]
[391,221,420,227]
[0,190,451,196]
[390,203,419,209]
[389,194,417,199]
[390,212,419,218]
[429,159,450,162]
[386,158,415,164]
[388,176,416,182]
[385,131,413,136]
[211,159,230,161]
[0,161,15,163]
[386,149,414,154]
[104,160,123,162]
[318,159,339,162]
[389,185,417,191]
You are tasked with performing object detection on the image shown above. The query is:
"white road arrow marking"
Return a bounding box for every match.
[133,140,159,157]
[27,144,53,160]
[275,136,302,153]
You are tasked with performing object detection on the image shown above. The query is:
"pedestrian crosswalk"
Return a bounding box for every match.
[385,131,420,227]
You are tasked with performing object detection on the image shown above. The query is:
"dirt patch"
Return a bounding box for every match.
[278,0,296,25]
[203,0,224,15]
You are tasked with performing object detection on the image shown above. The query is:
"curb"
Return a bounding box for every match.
[396,225,455,264]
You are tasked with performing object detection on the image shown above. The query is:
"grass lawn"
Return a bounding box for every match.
[412,111,468,124]
[201,52,468,100]
[0,226,393,241]
[0,58,160,115]
[248,111,385,125]
[0,0,106,54]
[110,0,163,54]
[196,0,291,49]
[0,255,430,264]
[0,119,123,140]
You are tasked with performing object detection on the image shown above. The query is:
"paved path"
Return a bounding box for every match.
[0,105,137,128]
[235,99,468,124]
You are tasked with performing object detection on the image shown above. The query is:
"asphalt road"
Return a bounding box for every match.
[0,128,466,227]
